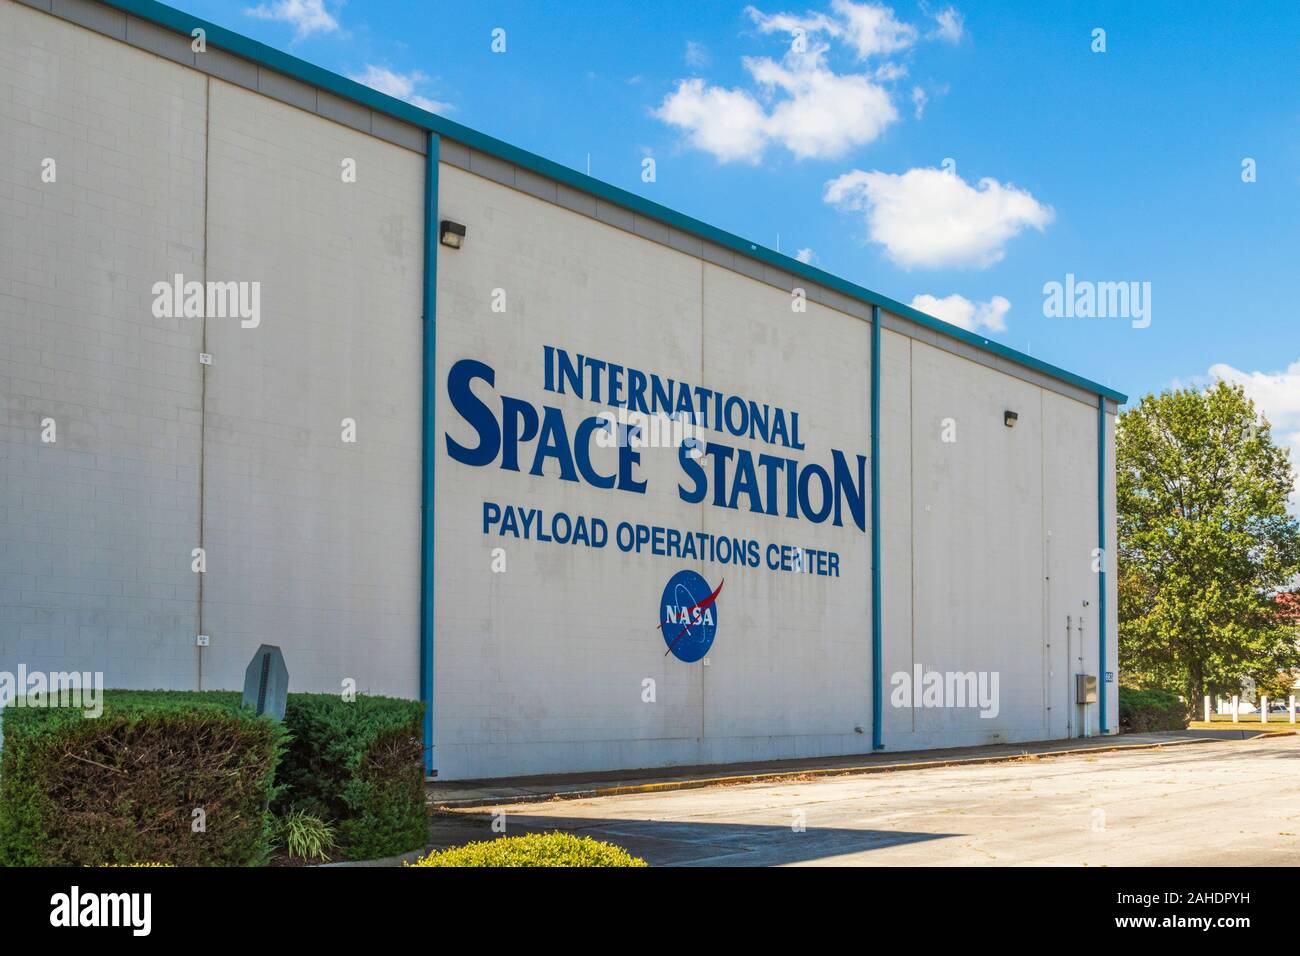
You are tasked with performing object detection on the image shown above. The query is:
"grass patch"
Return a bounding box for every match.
[277,810,338,862]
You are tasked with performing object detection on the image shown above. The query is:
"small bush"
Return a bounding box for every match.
[1119,687,1188,732]
[0,689,426,866]
[277,809,337,862]
[409,832,647,868]
[274,694,426,860]
[0,691,284,867]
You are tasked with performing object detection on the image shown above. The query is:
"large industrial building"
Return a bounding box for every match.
[0,0,1123,780]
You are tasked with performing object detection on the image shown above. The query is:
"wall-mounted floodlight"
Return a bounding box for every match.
[439,220,466,249]
[1004,410,1019,428]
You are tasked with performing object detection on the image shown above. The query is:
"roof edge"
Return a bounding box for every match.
[95,0,1127,404]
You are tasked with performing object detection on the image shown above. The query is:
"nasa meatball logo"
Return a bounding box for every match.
[659,570,723,663]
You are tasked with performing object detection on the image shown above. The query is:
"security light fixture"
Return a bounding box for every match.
[1004,410,1019,428]
[439,219,466,249]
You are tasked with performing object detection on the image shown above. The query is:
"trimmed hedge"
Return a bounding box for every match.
[409,832,647,868]
[273,694,426,860]
[0,692,284,867]
[1118,687,1188,732]
[0,690,427,866]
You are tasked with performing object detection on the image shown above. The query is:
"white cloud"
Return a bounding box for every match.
[685,40,711,70]
[832,0,918,57]
[745,49,897,159]
[823,166,1053,268]
[745,5,840,40]
[747,2,917,57]
[660,2,967,162]
[873,62,908,81]
[795,247,816,263]
[348,66,451,113]
[930,6,965,43]
[654,79,769,163]
[245,0,338,38]
[1209,360,1300,502]
[656,44,896,163]
[657,2,958,163]
[910,293,1009,333]
[910,85,927,118]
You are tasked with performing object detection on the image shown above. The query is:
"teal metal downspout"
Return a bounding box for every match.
[1097,394,1108,735]
[420,133,439,774]
[871,306,883,750]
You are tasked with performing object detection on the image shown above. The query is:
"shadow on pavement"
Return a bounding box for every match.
[1164,728,1295,741]
[430,810,956,866]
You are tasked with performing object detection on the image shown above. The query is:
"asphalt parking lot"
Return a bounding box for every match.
[439,736,1300,866]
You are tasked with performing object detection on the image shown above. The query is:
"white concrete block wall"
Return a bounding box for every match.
[879,329,915,739]
[906,340,1046,746]
[1,0,1123,778]
[434,164,872,778]
[0,1,206,687]
[0,4,423,699]
[434,162,711,777]
[197,80,424,697]
[699,265,871,763]
[1042,390,1092,736]
[879,332,1117,748]
[1104,405,1119,732]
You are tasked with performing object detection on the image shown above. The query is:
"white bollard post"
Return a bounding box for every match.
[1291,695,1296,724]
[1232,695,1239,723]
[1261,696,1268,723]
[1204,696,1211,723]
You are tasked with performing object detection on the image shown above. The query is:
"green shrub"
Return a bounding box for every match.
[1119,687,1188,732]
[273,694,426,860]
[409,832,647,868]
[0,689,426,866]
[0,691,284,867]
[277,809,337,862]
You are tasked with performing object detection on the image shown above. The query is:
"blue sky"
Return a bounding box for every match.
[177,0,1298,450]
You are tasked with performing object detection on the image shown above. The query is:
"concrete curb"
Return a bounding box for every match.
[317,846,430,867]
[1181,727,1297,740]
[432,735,1226,810]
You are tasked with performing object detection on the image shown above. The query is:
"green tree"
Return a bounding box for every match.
[1117,381,1300,714]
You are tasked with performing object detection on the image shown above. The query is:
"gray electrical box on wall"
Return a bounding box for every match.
[1076,674,1098,705]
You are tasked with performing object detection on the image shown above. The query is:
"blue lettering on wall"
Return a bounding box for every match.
[444,351,868,532]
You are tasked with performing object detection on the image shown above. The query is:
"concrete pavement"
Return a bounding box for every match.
[427,732,1254,808]
[431,734,1300,866]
